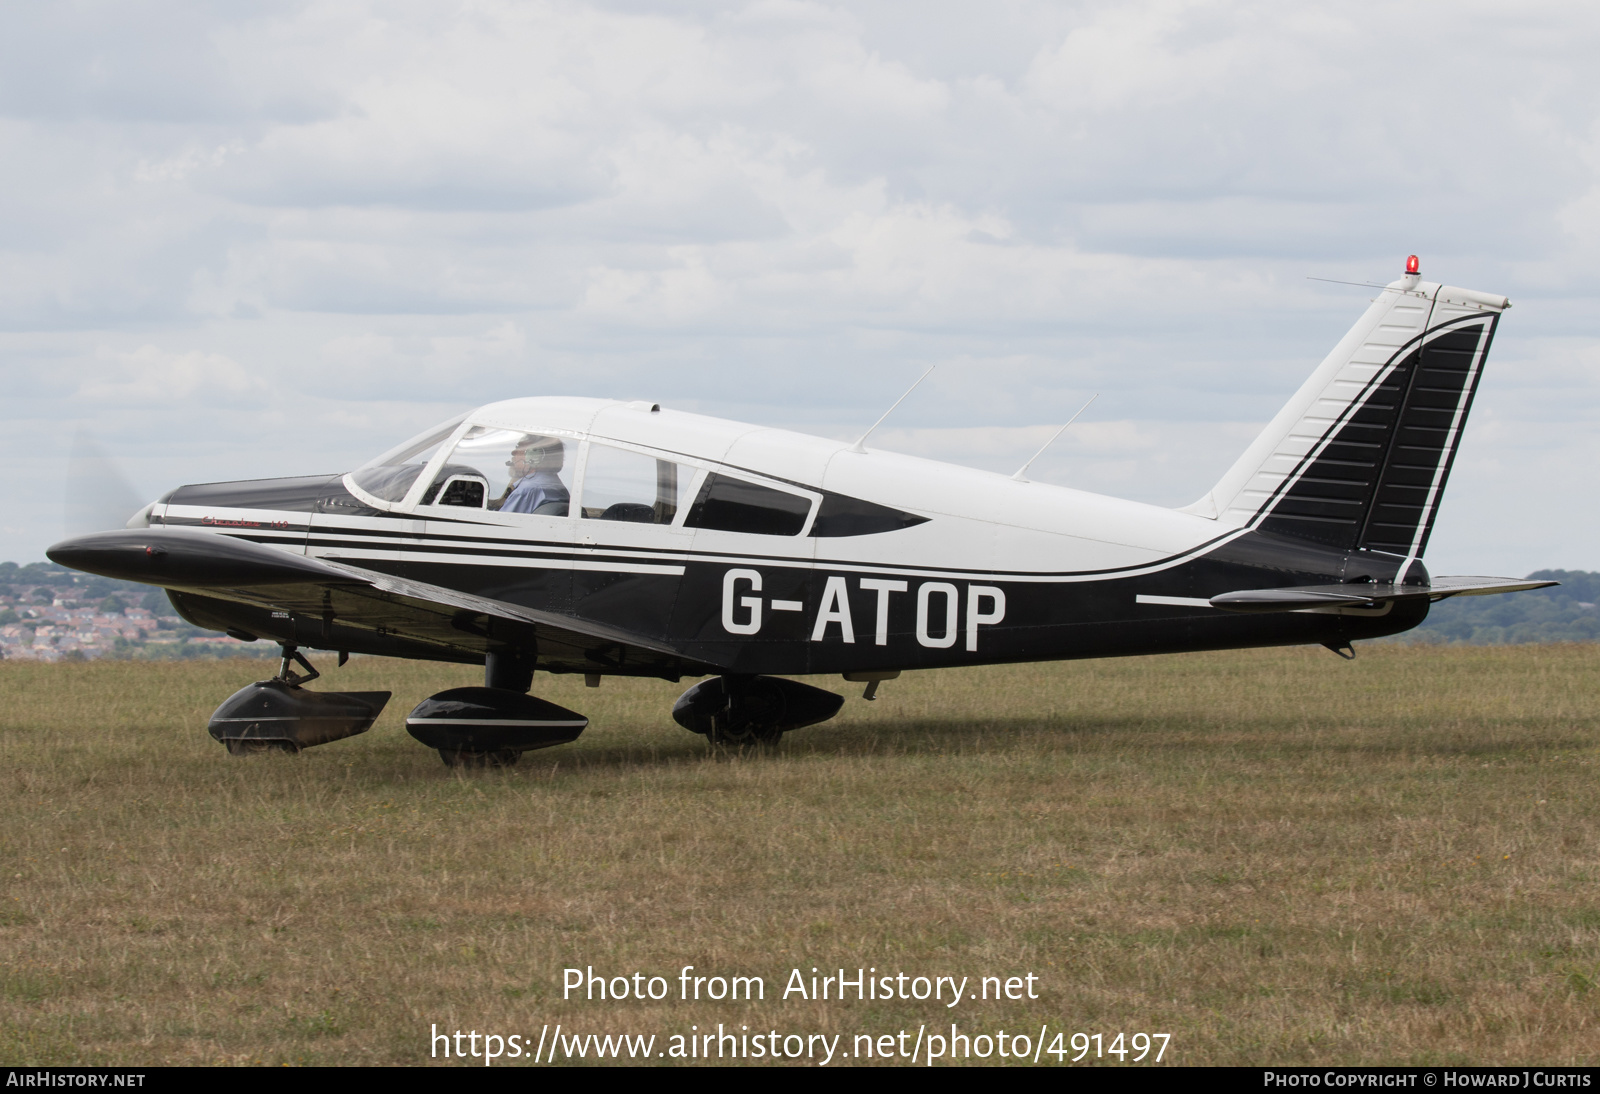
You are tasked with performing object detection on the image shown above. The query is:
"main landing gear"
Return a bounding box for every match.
[405,648,588,768]
[207,644,391,755]
[405,688,588,768]
[671,675,844,747]
[207,647,845,766]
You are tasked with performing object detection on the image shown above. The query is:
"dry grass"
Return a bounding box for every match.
[1,644,1598,1066]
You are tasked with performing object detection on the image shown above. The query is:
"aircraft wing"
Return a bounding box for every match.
[46,528,706,677]
[1209,576,1558,613]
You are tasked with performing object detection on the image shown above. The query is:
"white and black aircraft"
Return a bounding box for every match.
[48,258,1554,765]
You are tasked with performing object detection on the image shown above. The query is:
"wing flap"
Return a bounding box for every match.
[317,559,684,659]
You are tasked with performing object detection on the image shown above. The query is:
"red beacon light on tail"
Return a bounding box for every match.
[1405,254,1420,275]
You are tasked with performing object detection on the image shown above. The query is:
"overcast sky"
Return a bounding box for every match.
[2,0,1596,575]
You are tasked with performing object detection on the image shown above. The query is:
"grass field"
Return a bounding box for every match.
[2,644,1598,1066]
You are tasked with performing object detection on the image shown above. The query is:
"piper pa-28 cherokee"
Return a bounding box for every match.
[49,257,1553,766]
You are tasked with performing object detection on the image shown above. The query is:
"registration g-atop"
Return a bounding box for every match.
[50,257,1553,766]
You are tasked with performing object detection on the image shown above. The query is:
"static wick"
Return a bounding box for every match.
[851,365,936,454]
[1011,394,1098,482]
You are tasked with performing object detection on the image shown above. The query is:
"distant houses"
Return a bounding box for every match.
[0,569,269,661]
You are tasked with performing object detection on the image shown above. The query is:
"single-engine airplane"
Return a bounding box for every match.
[49,257,1554,766]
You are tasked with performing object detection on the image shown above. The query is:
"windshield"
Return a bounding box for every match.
[420,425,572,515]
[349,413,468,504]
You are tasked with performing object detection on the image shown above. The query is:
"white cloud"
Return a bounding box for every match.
[133,142,244,185]
[0,0,1596,571]
[76,345,266,405]
[316,322,528,399]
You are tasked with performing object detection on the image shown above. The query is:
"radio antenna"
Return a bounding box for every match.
[1306,275,1395,291]
[1011,394,1097,482]
[851,365,935,454]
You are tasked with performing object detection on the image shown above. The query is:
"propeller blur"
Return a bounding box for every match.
[64,429,147,538]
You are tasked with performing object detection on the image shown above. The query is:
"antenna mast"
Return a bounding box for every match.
[851,366,935,454]
[1011,394,1098,481]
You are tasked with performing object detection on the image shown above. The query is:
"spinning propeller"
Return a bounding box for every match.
[64,428,150,538]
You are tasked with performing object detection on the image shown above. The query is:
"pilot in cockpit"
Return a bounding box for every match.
[494,434,570,515]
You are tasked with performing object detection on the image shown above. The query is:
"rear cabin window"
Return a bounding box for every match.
[580,444,685,525]
[809,493,929,537]
[684,474,811,536]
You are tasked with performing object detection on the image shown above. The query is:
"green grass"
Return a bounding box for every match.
[1,644,1598,1065]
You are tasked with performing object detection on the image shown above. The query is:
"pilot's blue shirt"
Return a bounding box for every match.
[500,470,570,514]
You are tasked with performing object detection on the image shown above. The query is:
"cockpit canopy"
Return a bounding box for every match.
[347,404,927,538]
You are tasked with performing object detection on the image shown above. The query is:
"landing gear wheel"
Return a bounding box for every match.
[225,739,298,756]
[707,676,785,749]
[707,712,783,748]
[672,675,842,744]
[437,748,520,768]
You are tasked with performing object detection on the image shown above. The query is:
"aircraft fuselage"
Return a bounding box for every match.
[144,420,1427,683]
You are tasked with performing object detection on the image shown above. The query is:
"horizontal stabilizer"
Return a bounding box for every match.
[1209,576,1557,614]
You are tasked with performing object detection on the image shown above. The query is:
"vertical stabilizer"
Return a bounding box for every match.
[1183,261,1508,560]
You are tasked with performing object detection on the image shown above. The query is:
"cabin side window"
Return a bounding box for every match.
[684,474,812,536]
[809,493,930,537]
[419,426,572,516]
[579,444,684,524]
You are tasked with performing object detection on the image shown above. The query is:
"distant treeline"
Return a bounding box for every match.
[4,561,1597,649]
[1400,570,1600,645]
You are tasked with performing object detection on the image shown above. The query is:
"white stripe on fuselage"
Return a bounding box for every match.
[314,528,1246,583]
[317,544,687,577]
[191,515,1250,585]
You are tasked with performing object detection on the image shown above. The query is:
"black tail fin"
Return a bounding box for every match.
[1185,268,1508,560]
